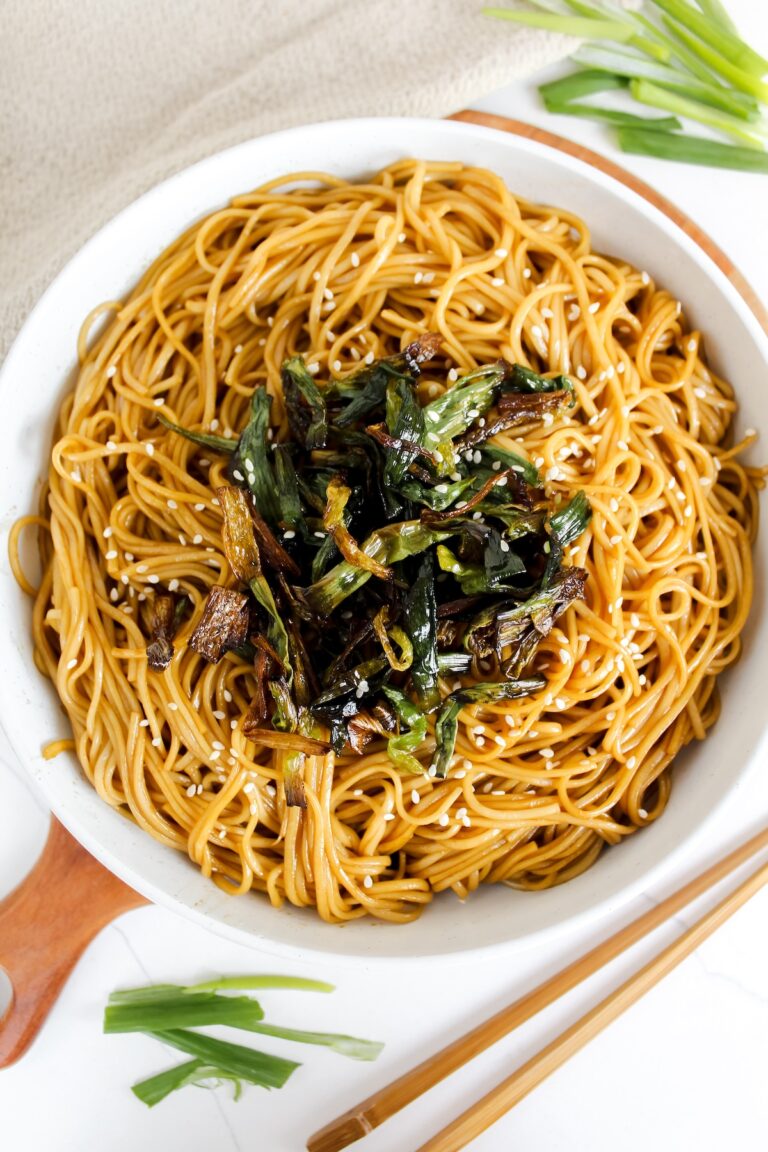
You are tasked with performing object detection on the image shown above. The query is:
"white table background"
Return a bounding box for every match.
[2,5,767,1148]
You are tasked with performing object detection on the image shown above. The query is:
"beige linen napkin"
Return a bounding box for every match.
[0,0,574,357]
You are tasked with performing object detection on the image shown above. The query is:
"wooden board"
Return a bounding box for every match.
[2,111,765,1069]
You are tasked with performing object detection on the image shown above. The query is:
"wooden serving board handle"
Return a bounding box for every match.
[0,818,147,1068]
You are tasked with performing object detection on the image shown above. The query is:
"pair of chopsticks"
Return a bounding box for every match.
[308,824,768,1152]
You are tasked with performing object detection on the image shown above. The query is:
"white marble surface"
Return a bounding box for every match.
[2,4,768,1148]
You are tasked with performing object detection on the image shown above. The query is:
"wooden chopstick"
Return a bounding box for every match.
[307,825,768,1152]
[416,851,768,1152]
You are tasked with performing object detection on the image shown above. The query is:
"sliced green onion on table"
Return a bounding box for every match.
[484,1,768,171]
[105,975,382,1107]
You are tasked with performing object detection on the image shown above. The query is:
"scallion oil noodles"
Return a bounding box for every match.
[12,159,763,923]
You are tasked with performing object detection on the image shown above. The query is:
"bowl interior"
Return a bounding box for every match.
[1,117,767,961]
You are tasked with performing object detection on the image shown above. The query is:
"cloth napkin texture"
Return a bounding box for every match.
[0,0,575,359]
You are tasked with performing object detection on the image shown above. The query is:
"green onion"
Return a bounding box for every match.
[629,78,766,147]
[382,686,429,774]
[245,1023,384,1062]
[481,9,636,41]
[183,975,335,994]
[104,994,265,1034]
[158,414,236,454]
[572,46,760,118]
[131,1060,244,1108]
[660,17,768,102]
[148,1029,299,1089]
[618,125,768,171]
[648,0,768,77]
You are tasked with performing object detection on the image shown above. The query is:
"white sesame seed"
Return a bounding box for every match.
[120,574,129,585]
[383,812,396,822]
[312,271,321,282]
[106,365,117,378]
[363,875,373,888]
[491,276,504,287]
[494,247,508,258]
[641,271,650,285]
[523,268,531,279]
[151,736,162,747]
[438,812,450,826]
[541,748,555,759]
[66,657,78,670]
[105,549,118,560]
[186,784,196,797]
[588,302,600,314]
[314,530,325,539]
[350,251,360,268]
[193,534,203,544]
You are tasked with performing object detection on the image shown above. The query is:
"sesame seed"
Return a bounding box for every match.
[120,574,129,585]
[186,784,196,797]
[323,287,334,301]
[694,387,706,399]
[491,277,504,287]
[314,530,325,539]
[333,359,342,373]
[541,748,555,759]
[147,575,159,584]
[109,588,119,602]
[66,657,77,669]
[168,701,178,711]
[312,271,321,282]
[494,247,508,258]
[383,812,396,822]
[476,737,486,747]
[641,271,650,285]
[105,549,118,560]
[167,499,177,510]
[438,812,450,826]
[588,302,600,314]
[576,365,587,380]
[212,740,225,750]
[233,470,244,482]
[139,718,149,727]
[106,365,117,378]
[448,368,458,382]
[168,579,179,592]
[610,534,622,545]
[364,351,375,365]
[523,268,531,279]
[151,736,162,747]
[105,441,117,452]
[213,710,225,720]
[351,251,360,268]
[193,534,203,544]
[363,875,373,888]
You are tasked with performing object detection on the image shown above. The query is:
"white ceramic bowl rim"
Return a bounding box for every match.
[1,116,767,964]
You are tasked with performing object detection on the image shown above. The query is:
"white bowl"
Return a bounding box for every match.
[1,117,766,962]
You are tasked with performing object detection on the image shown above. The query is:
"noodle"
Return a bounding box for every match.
[14,159,763,923]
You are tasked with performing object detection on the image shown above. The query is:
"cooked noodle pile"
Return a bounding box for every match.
[11,160,762,922]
